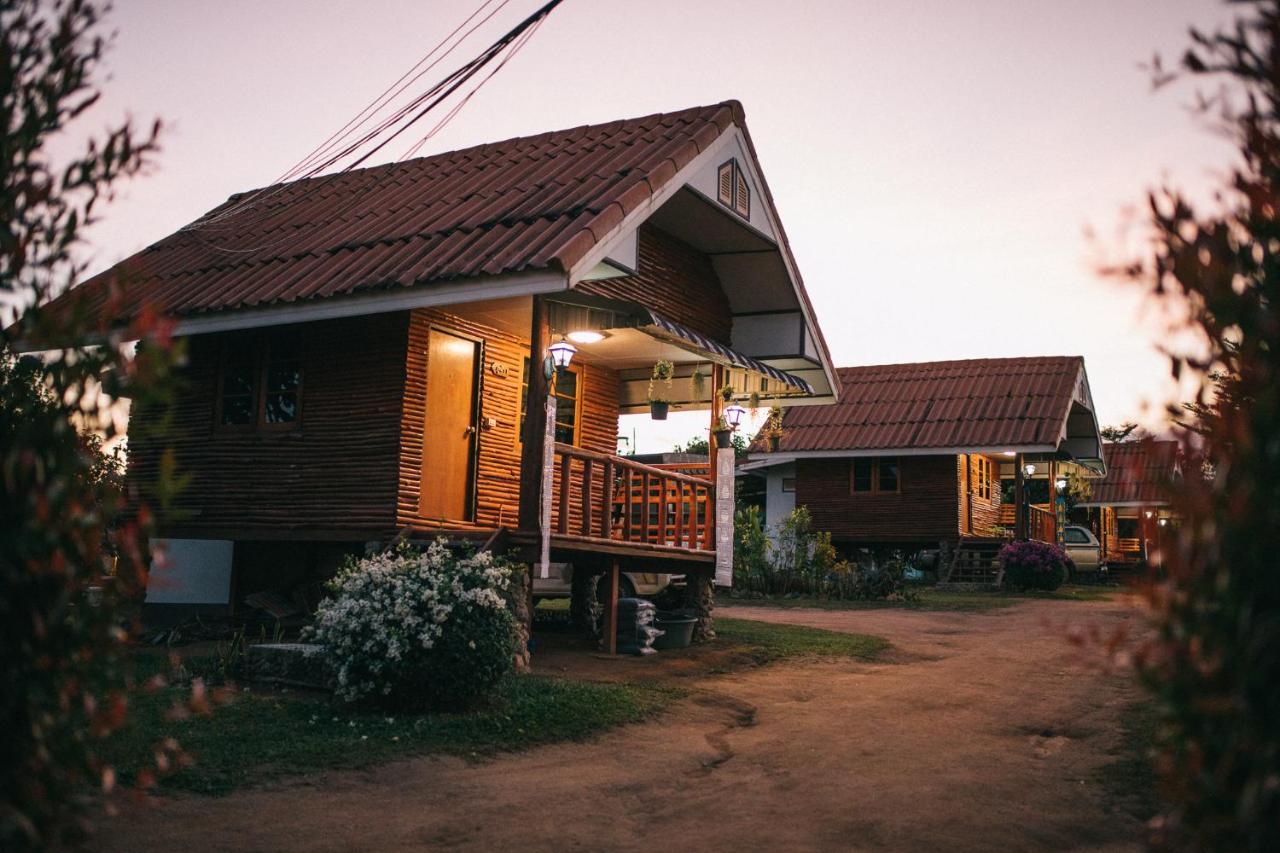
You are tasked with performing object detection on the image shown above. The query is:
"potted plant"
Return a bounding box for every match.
[748,389,761,417]
[690,365,707,402]
[648,359,674,420]
[712,416,733,448]
[763,405,785,451]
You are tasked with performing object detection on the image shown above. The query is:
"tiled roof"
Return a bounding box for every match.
[49,102,745,323]
[1085,440,1179,506]
[759,356,1084,453]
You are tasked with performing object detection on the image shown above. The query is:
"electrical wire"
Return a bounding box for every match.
[189,0,565,256]
[186,0,515,233]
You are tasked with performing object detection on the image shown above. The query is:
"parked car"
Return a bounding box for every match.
[531,562,675,602]
[1061,525,1106,577]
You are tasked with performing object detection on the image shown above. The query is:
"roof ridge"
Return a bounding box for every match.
[223,100,742,203]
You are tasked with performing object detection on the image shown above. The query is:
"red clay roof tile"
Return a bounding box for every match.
[47,101,743,324]
[758,356,1086,453]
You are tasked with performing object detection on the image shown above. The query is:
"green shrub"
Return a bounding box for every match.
[306,541,518,711]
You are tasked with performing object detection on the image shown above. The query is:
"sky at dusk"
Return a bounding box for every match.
[66,0,1238,452]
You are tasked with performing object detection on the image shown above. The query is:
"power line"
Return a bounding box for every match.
[188,0,566,256]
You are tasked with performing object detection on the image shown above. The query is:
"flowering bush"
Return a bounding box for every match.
[307,541,519,711]
[998,540,1068,591]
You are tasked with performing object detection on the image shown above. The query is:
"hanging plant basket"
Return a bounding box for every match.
[649,401,670,420]
[713,428,733,447]
[768,435,781,452]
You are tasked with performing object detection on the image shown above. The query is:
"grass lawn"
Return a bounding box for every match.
[720,584,1114,614]
[101,670,680,796]
[103,614,890,796]
[714,617,891,664]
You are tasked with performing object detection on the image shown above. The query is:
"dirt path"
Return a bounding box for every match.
[95,597,1146,852]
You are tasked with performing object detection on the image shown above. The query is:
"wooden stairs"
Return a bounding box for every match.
[938,538,1004,589]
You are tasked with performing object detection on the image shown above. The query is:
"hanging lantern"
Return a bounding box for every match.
[723,402,747,429]
[547,338,577,371]
[1023,463,1036,477]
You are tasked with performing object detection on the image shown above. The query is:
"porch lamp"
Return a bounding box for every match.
[1023,463,1036,477]
[547,338,577,373]
[1055,476,1068,491]
[1158,517,1168,527]
[723,402,748,430]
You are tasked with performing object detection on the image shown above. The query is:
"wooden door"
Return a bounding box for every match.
[419,329,480,521]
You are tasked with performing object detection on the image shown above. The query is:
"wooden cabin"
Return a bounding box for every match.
[1075,439,1181,570]
[741,357,1106,584]
[35,102,838,635]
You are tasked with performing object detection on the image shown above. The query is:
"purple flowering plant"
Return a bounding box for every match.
[997,539,1069,591]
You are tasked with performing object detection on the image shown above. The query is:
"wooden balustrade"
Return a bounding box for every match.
[551,443,714,552]
[998,502,1058,543]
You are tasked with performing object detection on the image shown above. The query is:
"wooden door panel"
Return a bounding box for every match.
[419,330,479,520]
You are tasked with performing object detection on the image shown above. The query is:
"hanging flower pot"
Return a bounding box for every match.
[768,435,781,452]
[649,400,670,420]
[714,428,733,447]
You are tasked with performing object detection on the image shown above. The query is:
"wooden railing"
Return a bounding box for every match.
[998,503,1057,543]
[551,443,714,552]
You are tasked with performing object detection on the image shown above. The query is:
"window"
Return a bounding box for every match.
[781,476,796,493]
[852,459,874,492]
[519,357,580,445]
[878,459,900,493]
[1062,527,1090,544]
[851,457,900,494]
[716,158,751,219]
[217,336,303,429]
[971,455,992,500]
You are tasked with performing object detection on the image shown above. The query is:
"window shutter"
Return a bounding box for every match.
[734,167,750,218]
[717,161,734,207]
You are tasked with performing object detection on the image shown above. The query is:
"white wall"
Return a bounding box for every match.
[145,538,234,605]
[765,462,797,531]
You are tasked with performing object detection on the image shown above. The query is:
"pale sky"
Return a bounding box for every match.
[67,0,1237,453]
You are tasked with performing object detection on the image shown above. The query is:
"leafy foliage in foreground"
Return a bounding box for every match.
[1113,4,1280,847]
[1,1,180,847]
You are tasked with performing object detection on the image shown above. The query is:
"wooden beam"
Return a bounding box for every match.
[603,561,620,655]
[1014,453,1027,540]
[709,363,724,452]
[518,295,551,531]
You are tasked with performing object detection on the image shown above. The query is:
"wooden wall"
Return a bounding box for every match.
[795,455,962,544]
[396,306,620,533]
[957,453,1002,536]
[578,224,732,343]
[130,313,410,539]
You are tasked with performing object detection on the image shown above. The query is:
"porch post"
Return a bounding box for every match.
[1014,453,1027,540]
[519,295,551,532]
[709,364,724,450]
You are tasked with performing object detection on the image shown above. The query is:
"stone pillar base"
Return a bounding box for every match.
[683,574,715,643]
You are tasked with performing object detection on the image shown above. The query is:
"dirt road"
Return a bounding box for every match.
[95,597,1146,852]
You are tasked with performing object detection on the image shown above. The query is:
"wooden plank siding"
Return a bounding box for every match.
[958,453,1003,536]
[578,224,732,342]
[130,313,410,539]
[396,306,620,534]
[795,455,962,544]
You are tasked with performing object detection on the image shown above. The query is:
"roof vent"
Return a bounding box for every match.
[717,159,750,220]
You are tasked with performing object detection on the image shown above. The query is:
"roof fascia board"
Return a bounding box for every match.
[566,124,839,404]
[167,270,568,337]
[749,444,1059,461]
[1076,500,1170,508]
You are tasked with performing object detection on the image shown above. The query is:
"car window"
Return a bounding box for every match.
[1063,528,1090,544]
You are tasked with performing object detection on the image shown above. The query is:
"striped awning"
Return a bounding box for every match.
[637,309,814,395]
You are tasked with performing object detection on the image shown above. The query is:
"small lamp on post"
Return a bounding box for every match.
[1055,476,1067,491]
[1023,463,1036,478]
[723,402,747,430]
[545,337,577,380]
